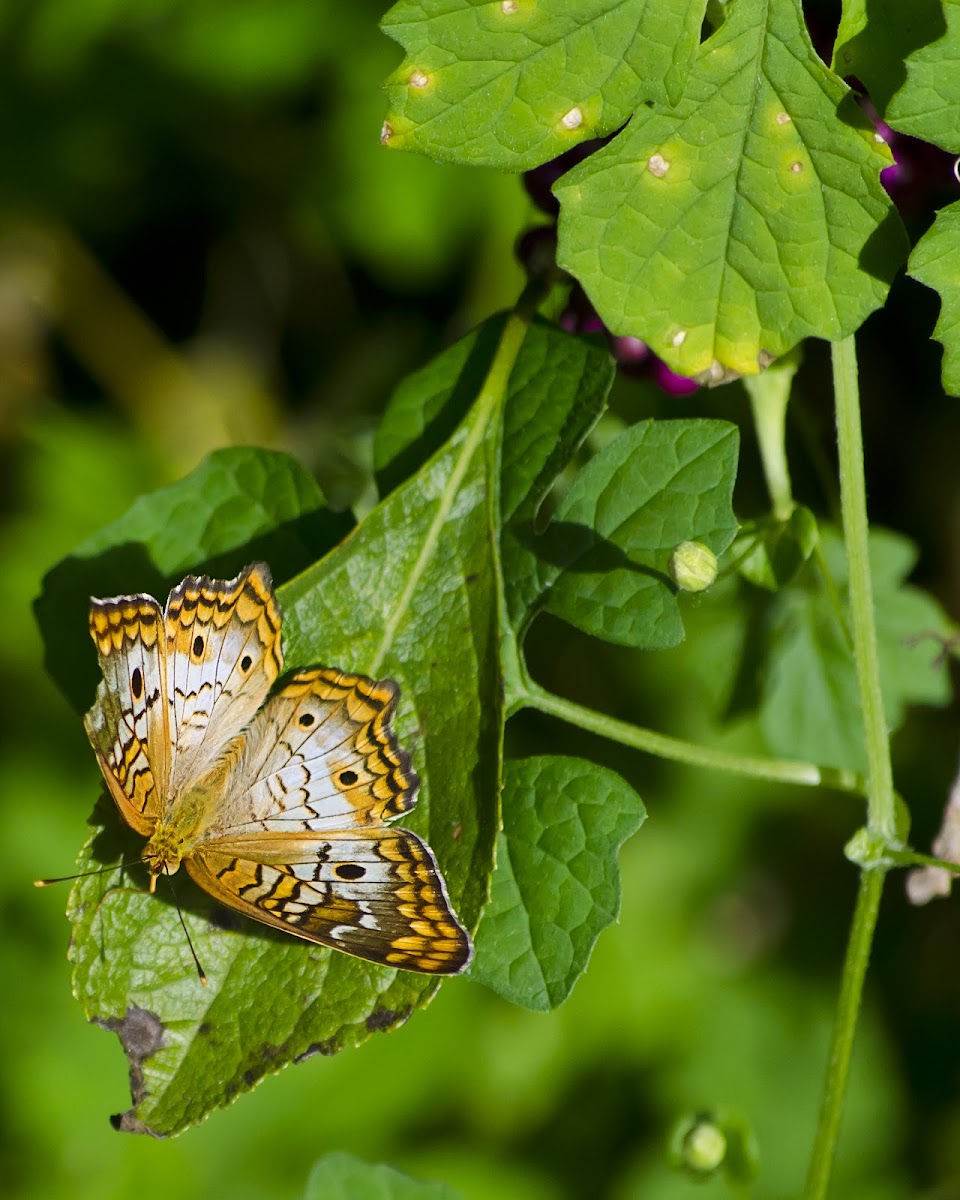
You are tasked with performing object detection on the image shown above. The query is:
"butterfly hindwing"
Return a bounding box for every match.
[164,562,283,794]
[211,667,418,835]
[84,593,169,835]
[187,829,472,974]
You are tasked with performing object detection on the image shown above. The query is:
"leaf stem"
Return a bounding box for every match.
[887,847,960,874]
[803,335,896,1200]
[522,683,864,795]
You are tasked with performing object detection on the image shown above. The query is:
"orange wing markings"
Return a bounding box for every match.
[280,667,418,820]
[219,666,420,833]
[165,562,283,681]
[84,591,169,833]
[188,828,472,974]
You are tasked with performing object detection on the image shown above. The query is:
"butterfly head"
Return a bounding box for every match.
[141,827,188,891]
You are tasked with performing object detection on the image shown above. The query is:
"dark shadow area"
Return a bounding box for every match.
[373,314,507,498]
[34,504,353,714]
[834,0,947,114]
[514,517,675,588]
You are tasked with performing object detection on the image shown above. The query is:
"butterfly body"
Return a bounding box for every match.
[83,562,471,975]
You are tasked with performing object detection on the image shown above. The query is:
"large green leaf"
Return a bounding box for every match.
[908,200,960,397]
[470,757,645,1011]
[304,1153,461,1200]
[58,381,503,1132]
[554,0,906,378]
[834,0,960,153]
[539,420,740,649]
[380,0,706,170]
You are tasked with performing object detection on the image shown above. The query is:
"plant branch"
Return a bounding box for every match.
[803,869,884,1200]
[832,337,897,840]
[803,334,896,1200]
[522,683,865,795]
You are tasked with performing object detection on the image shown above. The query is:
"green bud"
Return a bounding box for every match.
[684,1121,727,1173]
[670,541,718,592]
[669,1113,728,1179]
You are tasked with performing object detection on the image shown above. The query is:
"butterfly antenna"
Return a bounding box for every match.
[34,860,138,887]
[163,866,209,987]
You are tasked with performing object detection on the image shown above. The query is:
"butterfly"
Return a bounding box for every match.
[82,561,472,975]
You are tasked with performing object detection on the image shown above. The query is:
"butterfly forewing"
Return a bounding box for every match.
[164,562,282,795]
[187,829,472,974]
[84,594,170,835]
[210,667,418,835]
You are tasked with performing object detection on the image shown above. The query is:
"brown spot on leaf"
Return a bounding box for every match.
[96,1005,165,1119]
[366,1006,411,1033]
[109,1110,161,1136]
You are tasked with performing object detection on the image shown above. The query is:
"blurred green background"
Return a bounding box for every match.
[5,2,960,1197]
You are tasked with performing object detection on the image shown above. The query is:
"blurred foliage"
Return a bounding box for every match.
[5,1,960,1199]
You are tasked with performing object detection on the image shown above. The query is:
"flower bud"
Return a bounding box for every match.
[670,541,717,592]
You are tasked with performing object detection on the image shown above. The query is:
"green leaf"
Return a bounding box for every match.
[470,757,645,1011]
[908,200,960,397]
[736,506,819,592]
[499,323,614,635]
[760,528,954,771]
[380,0,706,170]
[61,360,506,1131]
[35,446,351,713]
[554,0,907,377]
[833,0,960,152]
[304,1153,462,1200]
[540,419,740,649]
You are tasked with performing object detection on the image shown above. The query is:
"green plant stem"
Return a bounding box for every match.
[832,337,896,840]
[524,683,864,795]
[803,335,896,1200]
[803,869,884,1200]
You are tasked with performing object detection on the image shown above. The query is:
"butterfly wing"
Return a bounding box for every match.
[186,829,472,974]
[84,592,170,835]
[209,666,418,835]
[188,665,471,973]
[164,562,283,796]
